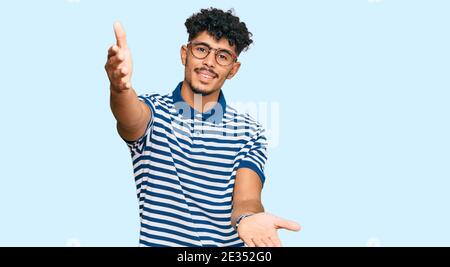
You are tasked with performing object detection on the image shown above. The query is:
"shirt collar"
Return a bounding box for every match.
[171,81,227,125]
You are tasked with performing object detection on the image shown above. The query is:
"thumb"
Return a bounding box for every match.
[274,218,301,232]
[113,21,128,48]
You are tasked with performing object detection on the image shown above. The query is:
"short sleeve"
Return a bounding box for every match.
[122,94,158,156]
[237,127,269,186]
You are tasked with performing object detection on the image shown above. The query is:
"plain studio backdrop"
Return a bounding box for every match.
[0,0,449,246]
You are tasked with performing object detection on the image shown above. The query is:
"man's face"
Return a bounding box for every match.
[181,31,241,96]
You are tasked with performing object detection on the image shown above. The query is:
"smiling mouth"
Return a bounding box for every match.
[196,70,216,80]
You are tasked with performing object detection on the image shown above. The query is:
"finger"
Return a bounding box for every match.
[112,67,128,80]
[269,236,282,247]
[244,238,255,247]
[261,238,272,247]
[108,53,125,68]
[111,68,120,79]
[120,66,129,76]
[114,21,128,48]
[108,45,119,59]
[275,218,301,232]
[253,238,267,247]
[262,237,276,247]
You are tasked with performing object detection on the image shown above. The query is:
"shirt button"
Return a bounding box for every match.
[194,131,201,137]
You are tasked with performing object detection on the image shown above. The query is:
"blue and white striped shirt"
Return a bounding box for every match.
[124,81,268,247]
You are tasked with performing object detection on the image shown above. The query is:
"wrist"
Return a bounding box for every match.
[235,213,255,230]
[110,83,131,94]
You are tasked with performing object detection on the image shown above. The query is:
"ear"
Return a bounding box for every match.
[180,45,188,66]
[226,61,241,80]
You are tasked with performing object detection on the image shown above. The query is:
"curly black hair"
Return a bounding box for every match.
[185,7,253,55]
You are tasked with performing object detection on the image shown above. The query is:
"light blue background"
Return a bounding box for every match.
[0,0,449,247]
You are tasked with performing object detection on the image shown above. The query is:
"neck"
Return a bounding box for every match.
[181,81,220,113]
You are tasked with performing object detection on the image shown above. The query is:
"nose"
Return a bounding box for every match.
[202,50,216,68]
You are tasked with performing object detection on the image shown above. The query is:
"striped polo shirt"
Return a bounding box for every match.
[123,81,268,247]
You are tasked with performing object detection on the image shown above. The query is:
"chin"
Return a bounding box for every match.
[191,80,217,95]
[192,86,214,96]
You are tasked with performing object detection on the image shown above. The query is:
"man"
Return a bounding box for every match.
[105,7,300,247]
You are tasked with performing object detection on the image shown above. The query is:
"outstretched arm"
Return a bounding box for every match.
[232,168,301,247]
[105,22,151,142]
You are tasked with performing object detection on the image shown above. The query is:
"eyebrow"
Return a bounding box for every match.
[193,41,234,55]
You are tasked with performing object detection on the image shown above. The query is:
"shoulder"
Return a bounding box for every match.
[223,104,265,136]
[137,91,175,116]
[138,91,172,107]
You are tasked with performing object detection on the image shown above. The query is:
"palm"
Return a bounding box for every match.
[237,212,301,247]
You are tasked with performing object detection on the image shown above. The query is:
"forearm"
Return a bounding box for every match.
[231,199,264,228]
[110,85,145,130]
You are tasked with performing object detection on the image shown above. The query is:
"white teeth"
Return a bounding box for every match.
[200,73,213,79]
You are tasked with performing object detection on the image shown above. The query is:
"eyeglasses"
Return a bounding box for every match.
[187,41,237,66]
